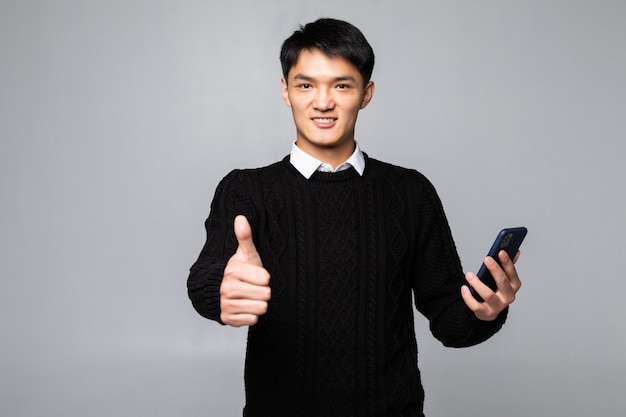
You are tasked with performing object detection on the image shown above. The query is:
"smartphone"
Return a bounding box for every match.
[470,227,527,302]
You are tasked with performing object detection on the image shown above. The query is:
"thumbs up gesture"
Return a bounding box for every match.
[220,215,271,327]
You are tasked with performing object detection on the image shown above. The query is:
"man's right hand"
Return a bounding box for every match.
[220,215,271,327]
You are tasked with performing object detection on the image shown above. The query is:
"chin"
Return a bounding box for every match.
[313,135,347,146]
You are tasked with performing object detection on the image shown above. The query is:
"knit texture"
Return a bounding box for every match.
[188,155,507,417]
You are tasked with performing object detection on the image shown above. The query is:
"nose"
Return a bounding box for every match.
[313,88,334,111]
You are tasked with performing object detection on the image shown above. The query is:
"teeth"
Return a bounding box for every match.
[313,118,335,123]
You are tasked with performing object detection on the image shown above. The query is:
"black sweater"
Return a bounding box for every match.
[188,155,507,417]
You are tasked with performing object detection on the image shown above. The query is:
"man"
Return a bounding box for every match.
[188,18,521,417]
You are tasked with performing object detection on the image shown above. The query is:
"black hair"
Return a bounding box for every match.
[280,18,375,84]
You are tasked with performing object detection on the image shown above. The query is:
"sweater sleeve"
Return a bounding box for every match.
[410,171,507,348]
[187,169,257,324]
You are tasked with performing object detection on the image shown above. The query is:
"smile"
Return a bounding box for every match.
[312,118,337,123]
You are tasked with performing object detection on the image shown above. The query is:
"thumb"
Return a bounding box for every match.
[234,215,260,263]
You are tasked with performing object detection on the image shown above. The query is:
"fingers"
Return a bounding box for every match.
[461,281,483,313]
[220,300,269,327]
[224,260,271,287]
[221,269,271,301]
[221,215,271,327]
[462,251,523,321]
[222,314,262,327]
[481,254,517,305]
[462,272,506,321]
[220,263,271,327]
[497,250,522,293]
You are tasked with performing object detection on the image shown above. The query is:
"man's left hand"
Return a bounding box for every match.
[461,250,522,321]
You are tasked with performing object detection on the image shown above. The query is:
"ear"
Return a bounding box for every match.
[281,78,291,107]
[360,80,375,109]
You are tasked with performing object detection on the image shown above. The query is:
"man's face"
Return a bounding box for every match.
[281,48,374,164]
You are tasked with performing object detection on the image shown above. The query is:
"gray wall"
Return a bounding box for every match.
[1,1,625,416]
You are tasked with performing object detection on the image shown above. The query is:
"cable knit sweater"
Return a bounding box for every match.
[188,155,507,417]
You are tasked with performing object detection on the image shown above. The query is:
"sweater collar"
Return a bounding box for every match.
[289,142,366,179]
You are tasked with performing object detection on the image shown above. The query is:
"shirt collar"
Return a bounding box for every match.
[289,142,366,179]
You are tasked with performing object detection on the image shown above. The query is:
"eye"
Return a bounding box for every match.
[298,83,312,89]
[336,84,349,89]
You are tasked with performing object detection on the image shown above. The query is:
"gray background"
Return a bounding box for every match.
[1,0,625,416]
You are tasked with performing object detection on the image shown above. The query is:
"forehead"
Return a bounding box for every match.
[288,48,363,83]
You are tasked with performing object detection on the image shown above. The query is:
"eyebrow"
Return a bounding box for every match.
[292,74,358,83]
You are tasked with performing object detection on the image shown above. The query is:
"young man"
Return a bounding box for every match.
[188,18,521,417]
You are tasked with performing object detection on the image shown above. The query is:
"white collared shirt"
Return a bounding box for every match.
[289,142,366,179]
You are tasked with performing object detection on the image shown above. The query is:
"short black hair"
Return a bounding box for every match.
[280,18,375,84]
